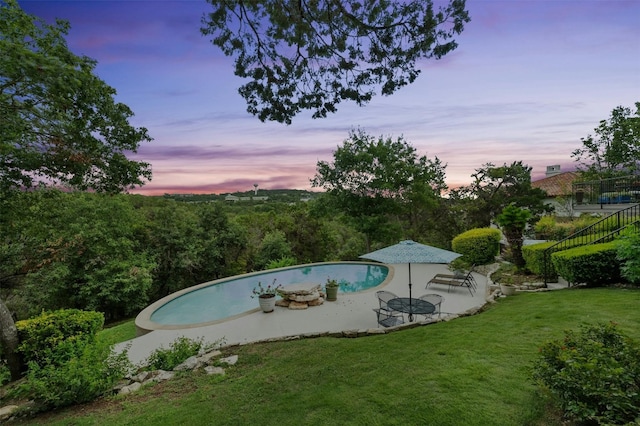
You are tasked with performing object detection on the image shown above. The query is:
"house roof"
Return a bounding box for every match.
[532,171,580,197]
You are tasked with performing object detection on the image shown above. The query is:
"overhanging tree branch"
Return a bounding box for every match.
[201,0,470,123]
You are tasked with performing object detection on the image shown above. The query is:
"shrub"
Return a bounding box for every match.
[144,336,204,371]
[533,215,617,241]
[523,234,603,282]
[16,309,104,368]
[617,227,640,284]
[451,228,501,265]
[533,216,561,240]
[532,322,640,425]
[266,256,298,269]
[551,242,620,286]
[14,338,132,411]
[522,241,557,279]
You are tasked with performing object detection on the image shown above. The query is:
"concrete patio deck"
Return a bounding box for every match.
[117,263,491,366]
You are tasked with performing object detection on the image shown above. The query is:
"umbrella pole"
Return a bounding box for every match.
[408,263,413,322]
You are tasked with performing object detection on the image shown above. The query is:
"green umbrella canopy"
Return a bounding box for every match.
[359,240,462,265]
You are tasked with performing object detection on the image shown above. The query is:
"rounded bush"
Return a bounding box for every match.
[532,322,640,424]
[452,228,501,265]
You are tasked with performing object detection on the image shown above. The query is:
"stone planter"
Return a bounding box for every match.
[500,284,516,296]
[325,285,338,301]
[258,295,277,312]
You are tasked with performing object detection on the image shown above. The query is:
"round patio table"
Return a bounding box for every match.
[387,297,435,322]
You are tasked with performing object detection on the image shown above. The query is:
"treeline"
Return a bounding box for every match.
[162,189,317,204]
[0,190,366,323]
[0,161,551,325]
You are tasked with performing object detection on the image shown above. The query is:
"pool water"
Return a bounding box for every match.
[149,262,389,326]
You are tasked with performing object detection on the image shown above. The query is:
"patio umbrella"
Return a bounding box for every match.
[359,240,462,321]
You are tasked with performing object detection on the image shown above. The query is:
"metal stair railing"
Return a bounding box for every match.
[543,203,640,284]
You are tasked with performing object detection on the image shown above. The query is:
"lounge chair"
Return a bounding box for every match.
[429,265,477,288]
[426,268,476,296]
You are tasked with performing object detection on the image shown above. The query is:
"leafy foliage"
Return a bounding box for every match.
[496,204,531,268]
[572,102,640,179]
[451,161,551,229]
[551,242,620,287]
[533,215,602,240]
[3,190,156,320]
[312,129,446,249]
[522,241,558,279]
[451,228,500,265]
[144,337,204,371]
[14,338,132,411]
[532,322,640,425]
[0,0,152,193]
[15,309,104,368]
[201,0,470,123]
[254,230,293,271]
[616,227,640,284]
[266,256,298,270]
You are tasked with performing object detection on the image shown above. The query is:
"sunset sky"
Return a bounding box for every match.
[18,0,640,195]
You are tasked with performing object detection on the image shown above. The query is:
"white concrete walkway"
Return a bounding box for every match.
[116,263,489,366]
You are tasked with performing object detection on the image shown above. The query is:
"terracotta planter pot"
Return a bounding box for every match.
[258,295,277,312]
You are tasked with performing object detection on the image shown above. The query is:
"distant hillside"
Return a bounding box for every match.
[162,189,319,203]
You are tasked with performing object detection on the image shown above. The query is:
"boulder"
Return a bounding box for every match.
[119,382,142,395]
[288,301,309,310]
[205,366,225,376]
[308,297,324,306]
[0,405,19,422]
[220,355,238,365]
[174,355,200,371]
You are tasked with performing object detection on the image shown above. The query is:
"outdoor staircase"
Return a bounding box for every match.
[543,203,640,284]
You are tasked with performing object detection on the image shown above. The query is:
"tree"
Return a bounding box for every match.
[572,102,640,180]
[496,204,531,268]
[254,230,293,271]
[0,0,152,193]
[311,129,446,249]
[201,0,470,123]
[0,0,152,381]
[455,161,550,229]
[13,191,156,321]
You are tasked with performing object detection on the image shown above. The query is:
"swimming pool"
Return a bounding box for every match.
[136,262,391,333]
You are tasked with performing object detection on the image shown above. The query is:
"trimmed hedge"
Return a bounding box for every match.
[452,228,501,265]
[523,234,603,281]
[522,241,557,279]
[16,309,104,368]
[551,242,620,287]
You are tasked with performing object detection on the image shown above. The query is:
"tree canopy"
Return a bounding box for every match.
[572,102,640,180]
[451,161,550,229]
[311,129,446,248]
[0,0,152,193]
[201,0,470,123]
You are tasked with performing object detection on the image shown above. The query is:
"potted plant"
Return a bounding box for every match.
[251,279,282,313]
[325,277,339,301]
[499,276,516,296]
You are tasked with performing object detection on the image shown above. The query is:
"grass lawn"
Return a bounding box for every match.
[98,319,137,346]
[16,287,640,425]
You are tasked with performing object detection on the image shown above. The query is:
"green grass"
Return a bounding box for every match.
[17,288,640,425]
[97,319,137,346]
